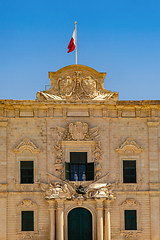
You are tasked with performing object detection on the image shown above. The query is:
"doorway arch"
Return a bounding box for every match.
[68,207,92,240]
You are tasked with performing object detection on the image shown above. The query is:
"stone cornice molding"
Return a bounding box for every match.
[147,121,159,127]
[13,138,40,154]
[115,137,143,155]
[0,121,8,127]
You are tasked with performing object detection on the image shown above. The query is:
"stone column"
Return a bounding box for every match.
[147,121,159,240]
[104,201,111,240]
[96,199,104,240]
[47,200,56,240]
[56,199,64,240]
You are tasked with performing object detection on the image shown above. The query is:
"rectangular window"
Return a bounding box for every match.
[65,152,94,181]
[124,210,137,230]
[20,161,34,184]
[123,160,136,183]
[21,211,34,231]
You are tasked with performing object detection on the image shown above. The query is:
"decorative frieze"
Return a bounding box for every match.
[40,179,116,201]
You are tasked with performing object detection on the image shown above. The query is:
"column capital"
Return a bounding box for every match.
[95,198,104,209]
[104,200,111,210]
[47,199,56,210]
[56,199,65,209]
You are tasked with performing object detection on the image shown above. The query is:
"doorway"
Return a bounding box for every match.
[68,207,92,240]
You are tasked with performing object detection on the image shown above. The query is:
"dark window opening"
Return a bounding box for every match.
[125,210,137,230]
[65,152,94,181]
[123,160,136,183]
[21,211,34,231]
[20,161,34,184]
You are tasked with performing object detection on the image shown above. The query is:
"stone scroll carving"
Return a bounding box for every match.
[36,65,119,102]
[121,198,140,207]
[13,138,40,154]
[40,180,116,201]
[53,122,102,179]
[121,231,142,238]
[115,137,143,155]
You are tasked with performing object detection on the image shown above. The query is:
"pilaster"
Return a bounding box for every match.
[96,199,104,240]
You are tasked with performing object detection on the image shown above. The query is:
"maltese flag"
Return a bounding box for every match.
[67,26,76,53]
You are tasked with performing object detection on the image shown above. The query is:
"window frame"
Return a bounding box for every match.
[16,156,38,185]
[20,160,34,184]
[120,198,141,236]
[21,210,34,231]
[62,141,95,182]
[119,156,141,187]
[17,200,38,235]
[123,160,136,184]
[124,210,137,230]
[65,152,94,181]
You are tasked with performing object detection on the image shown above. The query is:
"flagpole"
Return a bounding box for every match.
[74,21,77,64]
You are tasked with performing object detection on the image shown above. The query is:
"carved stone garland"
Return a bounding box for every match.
[53,122,102,180]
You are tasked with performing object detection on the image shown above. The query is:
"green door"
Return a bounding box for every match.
[68,207,92,240]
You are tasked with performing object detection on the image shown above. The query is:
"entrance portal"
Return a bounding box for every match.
[68,207,92,240]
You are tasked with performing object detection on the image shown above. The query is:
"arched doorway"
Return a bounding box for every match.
[68,207,92,240]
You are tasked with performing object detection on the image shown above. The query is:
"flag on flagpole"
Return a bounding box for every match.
[67,26,76,53]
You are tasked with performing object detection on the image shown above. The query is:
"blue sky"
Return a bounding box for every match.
[0,0,160,100]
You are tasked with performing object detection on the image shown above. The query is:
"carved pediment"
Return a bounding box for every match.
[36,65,119,102]
[121,198,140,207]
[13,138,40,154]
[115,137,143,155]
[17,199,37,208]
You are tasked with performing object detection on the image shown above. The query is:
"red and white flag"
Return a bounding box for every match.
[67,26,76,53]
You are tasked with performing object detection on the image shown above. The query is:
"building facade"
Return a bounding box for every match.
[0,64,160,240]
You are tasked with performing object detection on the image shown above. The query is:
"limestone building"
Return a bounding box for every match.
[0,64,160,240]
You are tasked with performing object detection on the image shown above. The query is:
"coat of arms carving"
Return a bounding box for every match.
[69,122,88,141]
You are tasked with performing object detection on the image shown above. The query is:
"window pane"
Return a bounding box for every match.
[20,161,34,184]
[70,152,87,163]
[123,160,136,183]
[125,210,137,230]
[21,211,34,231]
[79,152,87,163]
[65,162,70,180]
[71,165,79,181]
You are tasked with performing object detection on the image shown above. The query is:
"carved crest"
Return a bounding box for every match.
[69,122,88,141]
[36,65,119,102]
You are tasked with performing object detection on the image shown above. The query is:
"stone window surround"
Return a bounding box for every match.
[62,141,95,181]
[16,200,38,235]
[13,138,40,185]
[120,199,142,236]
[120,157,140,185]
[115,137,143,187]
[17,156,38,184]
